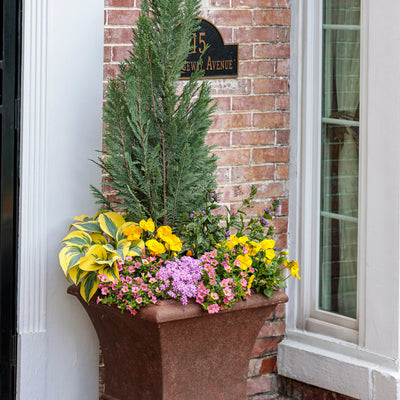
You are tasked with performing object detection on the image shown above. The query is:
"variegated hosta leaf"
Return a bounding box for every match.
[62,231,92,247]
[59,245,89,275]
[79,245,107,271]
[90,233,107,244]
[70,220,102,233]
[80,272,99,302]
[98,264,120,282]
[98,212,126,240]
[128,239,145,257]
[74,214,91,222]
[93,209,107,220]
[67,265,87,285]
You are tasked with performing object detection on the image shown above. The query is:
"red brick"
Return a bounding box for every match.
[278,27,291,42]
[232,0,275,8]
[104,46,112,63]
[232,130,275,146]
[253,112,289,128]
[259,357,277,374]
[255,181,288,199]
[253,147,289,163]
[219,27,233,42]
[277,94,290,110]
[276,233,287,250]
[103,63,120,80]
[108,9,140,25]
[239,61,274,77]
[211,113,251,130]
[274,303,286,318]
[214,10,253,26]
[277,60,290,76]
[104,27,133,44]
[277,130,290,145]
[205,131,230,146]
[313,387,327,400]
[239,44,253,61]
[214,148,251,166]
[254,10,291,26]
[105,0,134,6]
[220,185,253,202]
[253,78,288,94]
[216,167,230,185]
[210,0,230,7]
[292,380,303,400]
[247,375,274,395]
[276,163,289,180]
[213,97,231,112]
[258,320,286,338]
[211,79,251,95]
[251,337,282,358]
[112,45,132,62]
[232,95,275,111]
[326,393,337,400]
[235,27,277,43]
[231,165,274,183]
[303,386,313,400]
[255,43,290,59]
[279,198,289,215]
[272,217,288,234]
[277,0,290,9]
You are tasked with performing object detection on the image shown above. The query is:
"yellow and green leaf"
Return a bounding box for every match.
[59,245,89,275]
[90,233,107,244]
[98,264,120,282]
[62,231,92,247]
[79,244,107,271]
[98,212,126,240]
[68,265,87,285]
[70,220,101,233]
[80,272,99,302]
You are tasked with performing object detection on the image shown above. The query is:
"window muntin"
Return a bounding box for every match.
[318,0,360,319]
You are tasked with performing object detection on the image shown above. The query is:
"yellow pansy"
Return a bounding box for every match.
[247,274,255,289]
[140,218,155,232]
[236,254,252,270]
[287,260,301,280]
[260,239,275,250]
[164,234,183,252]
[248,241,261,256]
[123,224,143,241]
[226,235,239,249]
[265,248,276,260]
[146,239,165,256]
[157,225,172,241]
[238,236,249,245]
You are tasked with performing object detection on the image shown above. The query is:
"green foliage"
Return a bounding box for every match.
[91,0,217,232]
[181,186,279,258]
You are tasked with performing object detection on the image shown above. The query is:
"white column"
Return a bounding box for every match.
[18,0,104,398]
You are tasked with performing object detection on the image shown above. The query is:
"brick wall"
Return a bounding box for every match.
[103,0,290,398]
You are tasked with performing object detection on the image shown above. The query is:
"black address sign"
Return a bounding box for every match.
[180,18,238,79]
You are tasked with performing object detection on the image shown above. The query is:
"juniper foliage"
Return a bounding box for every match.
[91,0,218,231]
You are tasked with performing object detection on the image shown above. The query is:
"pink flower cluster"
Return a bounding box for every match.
[195,249,251,314]
[97,256,162,315]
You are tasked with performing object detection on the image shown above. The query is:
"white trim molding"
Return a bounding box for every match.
[18,0,104,398]
[282,0,400,398]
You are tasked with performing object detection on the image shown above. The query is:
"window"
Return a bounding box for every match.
[319,0,360,320]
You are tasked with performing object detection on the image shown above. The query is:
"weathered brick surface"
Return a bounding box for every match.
[103,1,292,399]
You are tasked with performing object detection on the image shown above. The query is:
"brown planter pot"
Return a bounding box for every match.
[68,285,288,400]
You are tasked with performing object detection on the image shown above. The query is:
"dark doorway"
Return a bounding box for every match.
[0,0,21,398]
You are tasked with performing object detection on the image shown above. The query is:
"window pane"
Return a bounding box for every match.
[319,0,360,319]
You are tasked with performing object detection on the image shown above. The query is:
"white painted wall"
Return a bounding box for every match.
[18,0,104,399]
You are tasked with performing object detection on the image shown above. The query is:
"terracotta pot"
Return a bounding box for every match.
[68,285,288,400]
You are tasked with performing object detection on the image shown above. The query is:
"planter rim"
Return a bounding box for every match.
[67,285,288,324]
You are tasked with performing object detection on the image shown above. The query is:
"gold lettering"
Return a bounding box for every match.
[207,56,213,70]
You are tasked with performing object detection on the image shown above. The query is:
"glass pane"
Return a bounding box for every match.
[319,216,358,319]
[322,16,360,119]
[324,0,360,26]
[320,124,359,218]
[319,0,360,320]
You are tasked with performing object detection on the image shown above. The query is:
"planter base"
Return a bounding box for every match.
[68,286,288,400]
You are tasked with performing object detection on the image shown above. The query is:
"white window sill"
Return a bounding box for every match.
[278,330,400,399]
